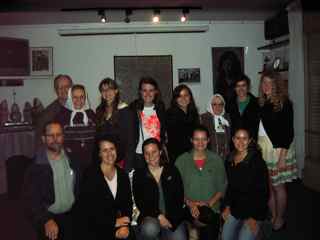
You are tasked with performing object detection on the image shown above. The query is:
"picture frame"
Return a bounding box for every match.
[114,55,173,107]
[212,47,244,98]
[178,68,200,83]
[30,47,53,76]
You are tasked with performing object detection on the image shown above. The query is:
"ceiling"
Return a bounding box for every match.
[1,0,290,12]
[0,0,292,25]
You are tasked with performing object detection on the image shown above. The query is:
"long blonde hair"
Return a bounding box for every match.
[258,70,288,112]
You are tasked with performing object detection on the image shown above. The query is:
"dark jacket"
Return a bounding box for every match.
[226,92,260,141]
[74,165,132,240]
[200,112,231,160]
[22,147,80,227]
[132,165,185,231]
[166,106,199,162]
[224,149,269,221]
[129,100,166,146]
[260,99,294,149]
[55,106,97,173]
[95,105,136,171]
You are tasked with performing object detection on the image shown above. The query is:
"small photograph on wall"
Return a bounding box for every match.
[212,47,244,102]
[178,68,200,83]
[30,47,53,76]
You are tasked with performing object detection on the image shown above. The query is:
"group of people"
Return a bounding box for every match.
[22,70,298,240]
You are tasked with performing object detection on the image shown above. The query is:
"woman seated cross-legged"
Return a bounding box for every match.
[132,138,187,240]
[222,128,269,240]
[73,135,134,240]
[175,125,226,240]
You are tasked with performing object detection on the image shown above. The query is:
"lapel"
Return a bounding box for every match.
[98,166,119,202]
[210,114,216,135]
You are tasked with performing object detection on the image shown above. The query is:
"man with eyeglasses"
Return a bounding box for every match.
[35,74,73,147]
[226,74,260,142]
[22,121,80,240]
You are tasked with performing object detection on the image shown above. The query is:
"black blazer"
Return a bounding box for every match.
[132,165,185,231]
[224,149,269,221]
[95,105,136,171]
[226,92,260,141]
[260,99,294,149]
[166,106,199,163]
[74,165,132,240]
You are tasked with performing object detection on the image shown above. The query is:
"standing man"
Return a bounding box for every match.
[35,74,73,146]
[23,121,80,240]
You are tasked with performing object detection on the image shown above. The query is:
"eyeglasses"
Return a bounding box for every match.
[212,103,224,106]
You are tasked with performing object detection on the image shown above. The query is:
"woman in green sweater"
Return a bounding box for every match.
[175,125,226,240]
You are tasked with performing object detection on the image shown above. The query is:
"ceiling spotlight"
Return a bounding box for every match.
[98,9,107,23]
[180,8,189,22]
[152,9,160,23]
[124,9,132,23]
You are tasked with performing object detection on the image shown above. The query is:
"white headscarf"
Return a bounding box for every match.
[65,88,90,126]
[206,94,230,132]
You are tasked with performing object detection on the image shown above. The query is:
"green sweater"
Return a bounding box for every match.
[48,151,75,214]
[175,150,226,212]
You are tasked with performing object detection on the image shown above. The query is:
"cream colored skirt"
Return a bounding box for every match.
[258,135,298,186]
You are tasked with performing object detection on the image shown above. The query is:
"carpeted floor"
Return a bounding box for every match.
[0,179,318,240]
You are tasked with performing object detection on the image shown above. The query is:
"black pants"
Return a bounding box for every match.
[37,211,73,240]
[185,206,220,240]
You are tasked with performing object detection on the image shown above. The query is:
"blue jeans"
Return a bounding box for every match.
[137,217,187,240]
[222,214,259,240]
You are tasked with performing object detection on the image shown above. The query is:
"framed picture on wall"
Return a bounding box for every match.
[212,47,244,101]
[178,68,200,83]
[114,55,173,108]
[30,47,53,76]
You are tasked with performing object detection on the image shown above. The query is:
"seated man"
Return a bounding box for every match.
[22,121,80,240]
[175,125,226,240]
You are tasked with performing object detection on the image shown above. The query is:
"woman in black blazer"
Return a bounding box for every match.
[73,135,134,240]
[132,138,187,240]
[166,84,199,163]
[95,78,136,172]
[258,71,297,231]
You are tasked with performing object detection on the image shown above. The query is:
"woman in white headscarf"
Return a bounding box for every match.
[200,94,231,160]
[57,84,96,127]
[55,84,96,172]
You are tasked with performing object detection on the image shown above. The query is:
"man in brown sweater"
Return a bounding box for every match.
[35,74,73,146]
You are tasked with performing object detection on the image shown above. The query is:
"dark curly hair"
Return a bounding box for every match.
[132,76,163,111]
[170,84,199,120]
[142,138,168,166]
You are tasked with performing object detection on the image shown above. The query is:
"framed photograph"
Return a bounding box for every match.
[178,68,200,83]
[30,47,53,76]
[212,47,244,100]
[114,55,173,107]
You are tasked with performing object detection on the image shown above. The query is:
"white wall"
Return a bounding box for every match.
[0,21,265,113]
